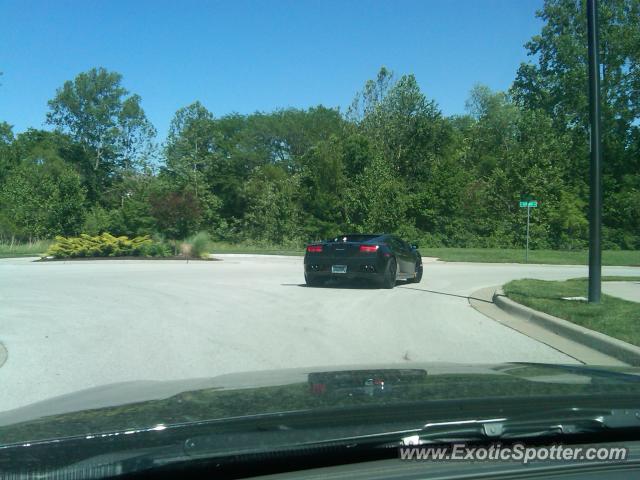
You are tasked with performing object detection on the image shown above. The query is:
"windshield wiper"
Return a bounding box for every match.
[388,407,640,447]
[57,407,640,478]
[143,407,640,462]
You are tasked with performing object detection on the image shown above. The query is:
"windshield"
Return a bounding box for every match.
[0,0,639,476]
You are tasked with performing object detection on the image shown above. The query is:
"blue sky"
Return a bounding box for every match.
[0,0,543,141]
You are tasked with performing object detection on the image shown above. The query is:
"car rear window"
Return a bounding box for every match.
[331,235,381,243]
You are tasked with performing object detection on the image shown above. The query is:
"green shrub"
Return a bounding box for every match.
[184,231,211,259]
[44,233,169,259]
[82,207,112,236]
[139,241,172,257]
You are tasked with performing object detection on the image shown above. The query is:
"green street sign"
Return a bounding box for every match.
[520,198,538,263]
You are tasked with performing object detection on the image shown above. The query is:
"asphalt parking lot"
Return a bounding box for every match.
[1,255,639,412]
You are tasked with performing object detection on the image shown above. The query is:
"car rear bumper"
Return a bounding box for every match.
[304,256,387,280]
[305,272,381,282]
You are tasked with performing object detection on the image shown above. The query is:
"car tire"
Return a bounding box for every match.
[380,258,397,289]
[305,273,324,287]
[407,262,423,284]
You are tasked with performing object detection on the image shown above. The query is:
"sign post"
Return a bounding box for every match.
[526,204,530,263]
[519,198,538,263]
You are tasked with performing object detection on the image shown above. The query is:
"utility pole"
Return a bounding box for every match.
[587,0,602,303]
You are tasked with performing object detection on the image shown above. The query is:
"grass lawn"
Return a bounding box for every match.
[209,241,304,256]
[504,277,640,347]
[421,248,640,266]
[0,240,52,258]
[209,244,640,266]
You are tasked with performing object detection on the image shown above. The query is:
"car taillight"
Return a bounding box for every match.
[306,245,323,253]
[359,245,379,253]
[310,383,326,395]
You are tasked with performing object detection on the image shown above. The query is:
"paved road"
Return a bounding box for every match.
[1,255,639,412]
[602,281,640,303]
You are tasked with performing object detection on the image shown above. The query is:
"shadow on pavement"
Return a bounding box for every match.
[280,280,493,303]
[281,282,494,301]
[398,286,493,303]
[281,280,383,290]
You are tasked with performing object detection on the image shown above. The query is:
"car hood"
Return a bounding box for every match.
[2,362,640,445]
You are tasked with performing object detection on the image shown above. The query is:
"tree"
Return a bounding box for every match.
[345,154,410,234]
[46,67,156,192]
[165,102,217,199]
[463,84,519,176]
[149,184,202,243]
[0,156,86,240]
[346,68,463,243]
[96,171,158,237]
[511,0,640,246]
[203,113,254,220]
[513,0,640,141]
[346,66,395,122]
[353,68,449,182]
[512,0,640,177]
[467,107,575,248]
[241,165,304,244]
[164,106,345,227]
[0,122,15,184]
[299,136,348,238]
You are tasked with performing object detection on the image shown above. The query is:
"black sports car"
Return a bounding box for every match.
[304,234,423,288]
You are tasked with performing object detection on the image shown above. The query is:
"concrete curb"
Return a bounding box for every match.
[493,289,640,366]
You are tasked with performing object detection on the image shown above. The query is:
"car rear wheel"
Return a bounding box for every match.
[407,262,423,284]
[380,258,397,289]
[305,273,324,287]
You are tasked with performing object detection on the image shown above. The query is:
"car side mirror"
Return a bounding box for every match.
[411,244,419,250]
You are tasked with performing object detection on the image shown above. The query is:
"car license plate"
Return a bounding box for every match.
[332,265,347,274]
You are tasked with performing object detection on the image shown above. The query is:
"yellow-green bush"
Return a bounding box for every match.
[45,233,170,258]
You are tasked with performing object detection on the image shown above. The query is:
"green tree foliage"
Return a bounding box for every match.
[512,0,640,247]
[165,102,217,197]
[464,85,519,176]
[299,136,348,239]
[1,0,639,250]
[345,154,410,234]
[0,156,85,240]
[0,122,16,184]
[241,165,304,245]
[99,172,158,237]
[46,67,156,197]
[361,72,449,181]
